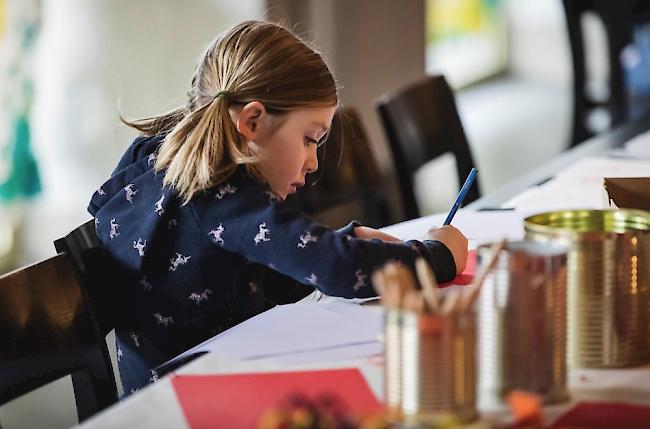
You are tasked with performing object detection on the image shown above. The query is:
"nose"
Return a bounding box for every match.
[305,144,318,174]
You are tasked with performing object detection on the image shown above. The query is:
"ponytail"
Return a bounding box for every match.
[153,95,255,205]
[120,107,186,136]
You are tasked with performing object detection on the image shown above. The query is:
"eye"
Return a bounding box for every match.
[304,136,318,146]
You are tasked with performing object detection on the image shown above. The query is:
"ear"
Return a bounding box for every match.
[234,101,267,142]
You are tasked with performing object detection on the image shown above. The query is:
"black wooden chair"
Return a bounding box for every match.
[376,75,480,221]
[0,222,118,423]
[563,0,650,147]
[286,107,393,228]
[53,220,120,338]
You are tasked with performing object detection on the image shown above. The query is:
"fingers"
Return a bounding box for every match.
[353,226,402,243]
[425,225,469,275]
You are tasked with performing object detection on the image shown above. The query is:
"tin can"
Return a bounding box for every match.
[477,240,568,409]
[384,308,403,420]
[397,309,477,425]
[524,209,650,367]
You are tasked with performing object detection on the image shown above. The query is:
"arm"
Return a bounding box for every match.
[191,181,460,298]
[347,224,467,274]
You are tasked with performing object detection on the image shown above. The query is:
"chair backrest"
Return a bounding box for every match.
[376,75,480,221]
[54,220,119,338]
[286,107,393,228]
[0,249,117,422]
[563,0,650,147]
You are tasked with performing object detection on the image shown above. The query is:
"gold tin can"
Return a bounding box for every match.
[477,241,568,409]
[398,310,477,425]
[524,209,650,368]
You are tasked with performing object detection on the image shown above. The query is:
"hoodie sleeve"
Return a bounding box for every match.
[190,180,457,299]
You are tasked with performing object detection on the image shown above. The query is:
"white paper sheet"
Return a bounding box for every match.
[504,156,650,213]
[269,342,383,365]
[380,209,525,248]
[170,302,383,364]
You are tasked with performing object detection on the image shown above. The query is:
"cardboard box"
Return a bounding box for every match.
[604,177,650,211]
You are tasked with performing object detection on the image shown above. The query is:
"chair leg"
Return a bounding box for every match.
[71,357,118,422]
[71,369,100,422]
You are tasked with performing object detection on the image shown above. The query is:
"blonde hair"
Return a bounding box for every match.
[122,20,338,204]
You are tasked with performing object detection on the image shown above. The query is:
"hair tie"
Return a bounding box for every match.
[213,90,230,100]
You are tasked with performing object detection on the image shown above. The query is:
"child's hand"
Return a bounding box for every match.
[353,226,402,243]
[426,225,468,275]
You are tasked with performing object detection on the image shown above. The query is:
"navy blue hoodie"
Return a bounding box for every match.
[88,134,456,393]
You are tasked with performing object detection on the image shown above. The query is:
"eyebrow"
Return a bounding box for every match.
[311,122,330,133]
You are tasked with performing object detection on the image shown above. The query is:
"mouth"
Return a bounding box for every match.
[289,182,305,194]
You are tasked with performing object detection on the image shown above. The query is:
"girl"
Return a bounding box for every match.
[89,20,468,394]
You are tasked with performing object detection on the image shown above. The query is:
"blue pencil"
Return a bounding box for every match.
[443,168,478,225]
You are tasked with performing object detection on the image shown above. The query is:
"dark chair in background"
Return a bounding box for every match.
[286,107,393,228]
[563,0,650,147]
[0,225,118,423]
[376,75,480,221]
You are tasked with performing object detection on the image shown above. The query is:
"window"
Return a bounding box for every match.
[425,0,507,88]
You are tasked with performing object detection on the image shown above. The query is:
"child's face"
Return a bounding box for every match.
[247,105,336,200]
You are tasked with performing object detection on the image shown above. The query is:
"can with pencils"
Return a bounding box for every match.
[399,309,477,425]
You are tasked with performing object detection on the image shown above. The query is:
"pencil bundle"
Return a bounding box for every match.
[371,239,507,316]
[373,239,506,426]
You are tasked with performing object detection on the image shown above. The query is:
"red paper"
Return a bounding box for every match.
[550,402,650,429]
[440,249,476,287]
[171,368,382,429]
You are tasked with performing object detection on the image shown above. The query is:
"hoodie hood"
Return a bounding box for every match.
[89,134,165,215]
[88,134,176,274]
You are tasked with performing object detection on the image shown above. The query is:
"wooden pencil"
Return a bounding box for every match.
[415,258,440,314]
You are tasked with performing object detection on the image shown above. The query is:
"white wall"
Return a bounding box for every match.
[16,0,264,267]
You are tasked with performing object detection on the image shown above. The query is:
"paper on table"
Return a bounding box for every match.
[172,368,383,429]
[550,402,650,429]
[170,302,382,364]
[380,209,525,247]
[439,249,476,287]
[504,156,650,214]
[503,181,606,215]
[271,342,383,365]
[298,289,380,305]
